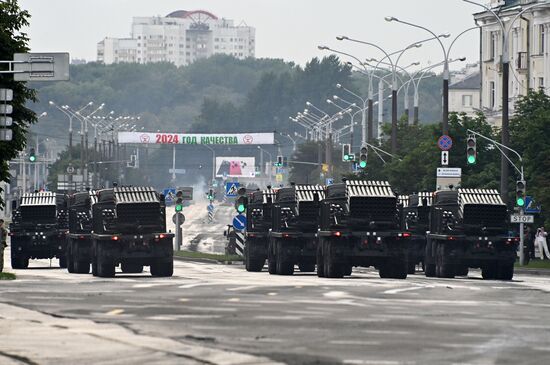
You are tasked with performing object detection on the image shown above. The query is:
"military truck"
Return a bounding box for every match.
[268,184,325,275]
[244,187,276,271]
[424,188,517,280]
[66,190,97,274]
[317,180,410,279]
[401,192,433,274]
[9,191,69,269]
[90,186,174,277]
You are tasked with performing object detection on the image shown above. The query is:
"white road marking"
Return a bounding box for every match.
[254,315,303,320]
[330,340,380,346]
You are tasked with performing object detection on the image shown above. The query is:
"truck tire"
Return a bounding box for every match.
[436,243,455,279]
[59,255,68,269]
[407,261,416,274]
[456,265,469,277]
[11,252,29,269]
[91,248,98,277]
[379,260,392,278]
[96,243,115,278]
[67,242,75,273]
[424,240,436,277]
[150,260,173,277]
[245,246,264,272]
[74,260,90,274]
[316,240,325,277]
[276,241,294,275]
[298,261,315,273]
[121,263,144,274]
[267,239,277,275]
[481,262,497,280]
[391,256,408,279]
[323,239,343,278]
[343,265,352,276]
[496,262,514,281]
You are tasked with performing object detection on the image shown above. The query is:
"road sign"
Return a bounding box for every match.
[511,214,534,224]
[13,53,70,81]
[441,151,449,166]
[276,173,283,183]
[321,163,329,173]
[225,182,240,197]
[233,214,247,231]
[0,89,13,102]
[168,168,186,175]
[66,166,75,174]
[525,196,542,214]
[172,212,185,225]
[438,135,453,151]
[436,167,461,178]
[163,188,176,202]
[326,178,334,185]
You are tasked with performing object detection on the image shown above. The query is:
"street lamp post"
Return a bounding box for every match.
[257,146,273,184]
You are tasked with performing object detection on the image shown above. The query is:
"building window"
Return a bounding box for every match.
[462,94,473,107]
[489,81,496,109]
[490,31,497,60]
[539,25,546,54]
[539,77,544,89]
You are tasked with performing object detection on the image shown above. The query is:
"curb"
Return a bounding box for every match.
[515,268,550,276]
[173,255,243,265]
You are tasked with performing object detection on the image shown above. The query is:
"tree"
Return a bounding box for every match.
[0,0,37,209]
[510,90,550,226]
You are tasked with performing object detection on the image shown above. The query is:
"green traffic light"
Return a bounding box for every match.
[29,155,36,162]
[237,204,245,213]
[359,161,367,168]
[467,155,476,164]
[175,204,183,212]
[344,155,350,161]
[516,198,525,207]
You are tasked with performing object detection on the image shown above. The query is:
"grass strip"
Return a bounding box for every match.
[0,272,16,280]
[516,260,550,269]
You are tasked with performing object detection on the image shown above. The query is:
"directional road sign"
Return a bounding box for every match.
[225,182,240,197]
[441,151,449,166]
[233,214,247,231]
[438,135,453,151]
[525,196,542,214]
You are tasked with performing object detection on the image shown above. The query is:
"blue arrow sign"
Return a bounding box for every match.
[225,182,240,197]
[233,214,247,231]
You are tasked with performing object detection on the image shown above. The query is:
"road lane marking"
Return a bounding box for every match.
[105,309,125,315]
[330,340,380,346]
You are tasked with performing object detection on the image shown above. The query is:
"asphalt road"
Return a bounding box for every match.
[1,255,550,365]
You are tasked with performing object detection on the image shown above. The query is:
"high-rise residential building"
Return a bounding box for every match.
[97,10,255,66]
[474,0,550,126]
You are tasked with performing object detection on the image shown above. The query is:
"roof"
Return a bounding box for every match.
[295,185,325,202]
[20,192,57,206]
[166,10,218,20]
[398,195,409,207]
[261,188,277,204]
[346,180,395,198]
[114,186,159,204]
[450,72,481,90]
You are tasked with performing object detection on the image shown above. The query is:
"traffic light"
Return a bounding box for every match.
[175,190,183,212]
[275,155,283,167]
[466,134,476,165]
[207,189,215,201]
[29,148,36,163]
[342,144,351,161]
[516,180,526,207]
[359,146,368,168]
[283,156,288,167]
[235,187,248,213]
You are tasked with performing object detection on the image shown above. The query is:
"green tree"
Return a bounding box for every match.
[0,0,37,209]
[510,90,550,226]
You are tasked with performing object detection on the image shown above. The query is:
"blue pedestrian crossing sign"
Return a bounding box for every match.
[525,196,542,214]
[233,214,247,231]
[162,188,176,202]
[225,182,240,197]
[326,178,334,186]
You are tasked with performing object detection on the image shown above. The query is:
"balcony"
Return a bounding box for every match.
[516,52,528,71]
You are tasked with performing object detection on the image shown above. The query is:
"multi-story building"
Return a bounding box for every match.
[97,10,255,66]
[449,71,481,116]
[475,0,550,126]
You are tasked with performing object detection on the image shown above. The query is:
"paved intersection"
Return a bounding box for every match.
[1,256,550,365]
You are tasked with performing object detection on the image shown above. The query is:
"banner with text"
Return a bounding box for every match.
[215,157,256,178]
[118,132,274,145]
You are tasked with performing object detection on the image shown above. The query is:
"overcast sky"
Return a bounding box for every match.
[19,0,480,71]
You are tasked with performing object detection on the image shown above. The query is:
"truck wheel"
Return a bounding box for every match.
[245,246,264,272]
[456,265,469,277]
[267,239,277,275]
[390,256,408,279]
[74,260,90,274]
[298,261,315,273]
[96,244,115,278]
[407,261,416,274]
[437,243,455,279]
[481,262,497,280]
[67,243,75,273]
[276,241,294,275]
[496,262,514,281]
[343,265,352,276]
[316,240,325,277]
[150,260,173,277]
[59,254,68,269]
[324,239,343,278]
[91,248,98,277]
[424,240,436,277]
[121,263,144,274]
[379,260,392,279]
[11,253,29,269]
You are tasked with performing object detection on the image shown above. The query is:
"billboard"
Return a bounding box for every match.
[215,157,256,178]
[118,132,274,145]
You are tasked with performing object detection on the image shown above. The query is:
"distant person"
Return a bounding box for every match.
[0,219,7,272]
[535,227,549,260]
[525,226,535,259]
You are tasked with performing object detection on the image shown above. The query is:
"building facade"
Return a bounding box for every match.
[97,10,255,66]
[449,71,481,116]
[475,0,550,125]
